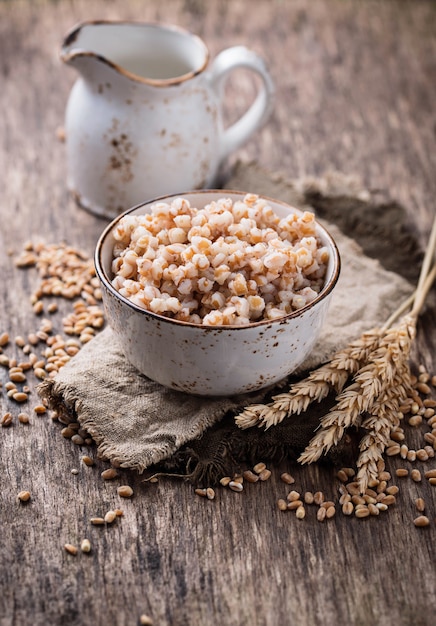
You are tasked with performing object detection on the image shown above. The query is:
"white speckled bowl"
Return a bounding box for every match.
[95,190,340,396]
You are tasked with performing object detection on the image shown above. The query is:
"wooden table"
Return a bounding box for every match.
[1,1,435,625]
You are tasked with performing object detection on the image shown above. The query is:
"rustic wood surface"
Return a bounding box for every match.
[1,1,436,625]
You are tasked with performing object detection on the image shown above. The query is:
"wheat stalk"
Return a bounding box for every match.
[235,215,436,493]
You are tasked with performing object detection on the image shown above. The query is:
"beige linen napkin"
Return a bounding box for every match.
[38,164,419,474]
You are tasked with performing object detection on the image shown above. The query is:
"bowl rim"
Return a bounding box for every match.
[94,189,341,330]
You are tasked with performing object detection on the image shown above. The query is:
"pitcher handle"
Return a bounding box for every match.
[209,46,275,164]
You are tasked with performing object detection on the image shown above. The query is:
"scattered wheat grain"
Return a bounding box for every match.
[258,468,271,481]
[101,468,119,480]
[342,501,354,515]
[12,392,28,403]
[104,510,117,524]
[242,470,259,483]
[355,507,370,518]
[1,412,13,427]
[17,490,31,502]
[381,494,396,506]
[253,462,266,474]
[287,490,300,502]
[287,499,303,510]
[229,481,243,492]
[415,498,425,512]
[81,539,91,553]
[295,505,306,520]
[416,449,429,461]
[280,472,295,484]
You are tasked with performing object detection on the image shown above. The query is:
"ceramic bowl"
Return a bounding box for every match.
[95,190,340,396]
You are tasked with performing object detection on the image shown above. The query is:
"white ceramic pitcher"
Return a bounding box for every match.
[61,21,274,219]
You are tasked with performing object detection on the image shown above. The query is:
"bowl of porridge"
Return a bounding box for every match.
[95,190,340,396]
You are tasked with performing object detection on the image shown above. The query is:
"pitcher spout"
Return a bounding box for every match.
[60,21,125,83]
[60,20,209,85]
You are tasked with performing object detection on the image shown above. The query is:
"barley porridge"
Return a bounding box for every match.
[111,194,329,325]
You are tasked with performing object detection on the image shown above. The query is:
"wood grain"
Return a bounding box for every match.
[1,1,435,625]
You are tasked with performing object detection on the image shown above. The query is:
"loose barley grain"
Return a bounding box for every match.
[17,490,31,502]
[295,505,306,520]
[258,468,271,481]
[229,481,243,492]
[381,495,396,506]
[280,473,295,485]
[317,507,327,521]
[242,470,259,483]
[9,371,26,383]
[18,413,30,424]
[376,503,388,511]
[104,510,117,524]
[342,502,354,516]
[415,498,425,512]
[313,491,325,505]
[336,469,348,483]
[304,491,314,504]
[287,490,300,502]
[1,412,13,427]
[253,462,266,474]
[368,503,380,516]
[416,449,429,462]
[101,468,119,480]
[287,499,303,510]
[12,392,28,403]
[325,506,336,519]
[81,539,91,553]
[64,543,78,555]
[386,444,401,456]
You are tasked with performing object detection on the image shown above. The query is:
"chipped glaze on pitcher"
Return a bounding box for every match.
[61,21,274,219]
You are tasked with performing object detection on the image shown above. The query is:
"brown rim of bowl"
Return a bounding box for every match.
[94,190,341,330]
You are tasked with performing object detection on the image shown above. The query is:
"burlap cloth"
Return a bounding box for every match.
[38,162,422,483]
